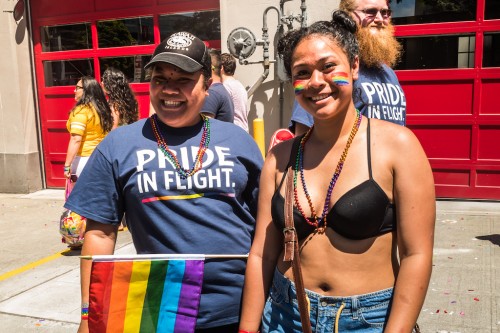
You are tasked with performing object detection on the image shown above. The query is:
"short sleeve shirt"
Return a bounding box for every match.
[223,79,249,132]
[65,118,263,328]
[201,83,235,123]
[66,104,106,156]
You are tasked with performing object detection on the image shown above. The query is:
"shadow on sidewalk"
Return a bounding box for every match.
[475,234,500,246]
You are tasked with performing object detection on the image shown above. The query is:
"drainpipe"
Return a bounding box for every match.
[300,0,307,28]
[25,0,46,188]
[247,6,280,97]
[247,63,269,98]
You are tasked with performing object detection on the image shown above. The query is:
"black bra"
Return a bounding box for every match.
[271,118,396,240]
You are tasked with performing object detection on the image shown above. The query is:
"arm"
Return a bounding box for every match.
[111,105,120,129]
[200,87,218,119]
[78,220,118,333]
[384,129,435,333]
[64,134,82,178]
[239,151,284,332]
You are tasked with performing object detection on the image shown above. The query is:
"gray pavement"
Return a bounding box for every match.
[0,190,498,332]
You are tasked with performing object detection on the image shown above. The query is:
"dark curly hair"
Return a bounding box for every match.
[277,10,359,80]
[73,76,113,132]
[102,67,139,126]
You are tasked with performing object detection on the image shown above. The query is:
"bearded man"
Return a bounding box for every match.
[290,0,406,136]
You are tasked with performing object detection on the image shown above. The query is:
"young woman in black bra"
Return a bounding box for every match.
[239,10,435,333]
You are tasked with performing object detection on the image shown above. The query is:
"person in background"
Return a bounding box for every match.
[221,53,249,132]
[64,76,113,180]
[201,49,235,122]
[101,67,139,129]
[239,11,434,333]
[65,31,263,333]
[290,0,406,136]
[101,67,139,230]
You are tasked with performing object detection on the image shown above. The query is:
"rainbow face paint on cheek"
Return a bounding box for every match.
[293,80,307,95]
[332,72,350,86]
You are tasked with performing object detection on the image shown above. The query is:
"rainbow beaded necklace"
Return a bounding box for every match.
[150,114,211,179]
[293,109,362,230]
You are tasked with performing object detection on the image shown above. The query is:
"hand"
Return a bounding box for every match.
[77,319,88,333]
[64,165,71,179]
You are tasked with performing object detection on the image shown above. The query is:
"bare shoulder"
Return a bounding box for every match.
[369,119,423,154]
[369,118,431,180]
[267,138,297,172]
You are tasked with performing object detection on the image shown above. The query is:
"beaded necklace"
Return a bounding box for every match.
[150,114,211,179]
[293,110,362,230]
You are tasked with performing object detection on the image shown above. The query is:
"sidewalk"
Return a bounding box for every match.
[0,190,498,332]
[420,200,500,332]
[0,190,134,332]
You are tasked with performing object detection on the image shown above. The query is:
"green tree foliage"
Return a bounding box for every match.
[97,20,135,48]
[97,21,136,74]
[422,0,475,13]
[160,11,220,41]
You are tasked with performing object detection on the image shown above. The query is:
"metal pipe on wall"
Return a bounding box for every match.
[247,6,280,97]
[245,1,309,142]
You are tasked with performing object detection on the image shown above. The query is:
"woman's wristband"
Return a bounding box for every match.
[81,303,89,320]
[64,165,71,172]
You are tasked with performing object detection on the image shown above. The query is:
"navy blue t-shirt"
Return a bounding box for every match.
[290,63,406,130]
[65,118,263,329]
[202,83,235,123]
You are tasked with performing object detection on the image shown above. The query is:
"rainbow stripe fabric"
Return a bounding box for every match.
[89,258,204,333]
[332,72,349,86]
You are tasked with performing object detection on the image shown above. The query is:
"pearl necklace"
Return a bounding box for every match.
[293,110,362,231]
[150,114,210,179]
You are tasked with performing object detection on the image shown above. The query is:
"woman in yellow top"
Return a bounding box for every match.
[64,76,113,179]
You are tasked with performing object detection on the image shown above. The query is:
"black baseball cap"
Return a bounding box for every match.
[144,32,209,73]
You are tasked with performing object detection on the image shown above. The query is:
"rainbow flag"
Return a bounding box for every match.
[88,257,204,333]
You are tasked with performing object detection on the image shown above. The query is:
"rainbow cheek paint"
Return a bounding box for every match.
[293,80,307,95]
[332,72,350,86]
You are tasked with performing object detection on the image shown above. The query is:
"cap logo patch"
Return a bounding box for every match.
[166,32,194,50]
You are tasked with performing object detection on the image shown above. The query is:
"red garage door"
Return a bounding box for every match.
[393,0,500,200]
[30,0,221,188]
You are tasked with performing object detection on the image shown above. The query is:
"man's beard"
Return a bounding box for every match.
[356,23,402,68]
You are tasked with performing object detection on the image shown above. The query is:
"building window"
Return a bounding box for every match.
[458,36,475,68]
[97,17,154,48]
[391,0,476,25]
[396,34,475,70]
[159,10,220,42]
[43,59,94,87]
[485,0,500,20]
[483,33,500,67]
[41,23,91,52]
[100,55,152,83]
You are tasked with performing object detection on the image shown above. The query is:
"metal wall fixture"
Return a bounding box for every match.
[3,0,25,23]
[227,0,307,98]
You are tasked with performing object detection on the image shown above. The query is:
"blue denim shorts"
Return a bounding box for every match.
[261,268,393,333]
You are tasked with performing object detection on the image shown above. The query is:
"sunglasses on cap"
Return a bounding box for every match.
[356,8,392,18]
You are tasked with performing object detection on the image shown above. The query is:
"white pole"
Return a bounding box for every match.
[81,254,249,261]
